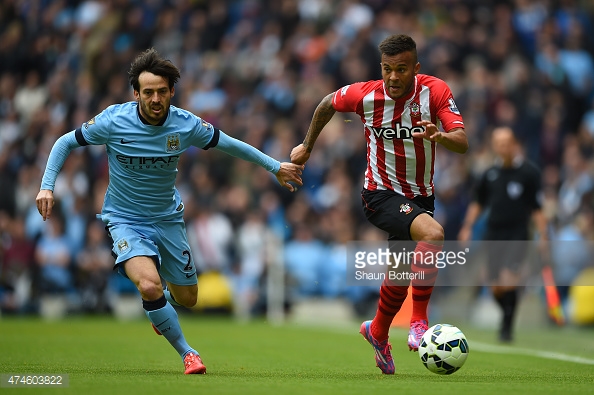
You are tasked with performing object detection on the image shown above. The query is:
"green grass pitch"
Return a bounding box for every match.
[1,315,593,394]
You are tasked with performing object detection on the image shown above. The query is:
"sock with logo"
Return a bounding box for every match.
[410,241,441,323]
[143,295,196,358]
[371,279,409,342]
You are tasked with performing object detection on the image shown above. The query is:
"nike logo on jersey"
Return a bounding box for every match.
[185,273,195,278]
[121,138,136,144]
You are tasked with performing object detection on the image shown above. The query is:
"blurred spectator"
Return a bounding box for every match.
[34,206,74,295]
[75,220,114,314]
[13,70,48,128]
[551,207,593,311]
[284,223,327,298]
[232,210,271,317]
[556,139,593,223]
[0,215,35,314]
[186,201,234,274]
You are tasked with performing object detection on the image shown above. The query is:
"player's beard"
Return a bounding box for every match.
[139,98,169,125]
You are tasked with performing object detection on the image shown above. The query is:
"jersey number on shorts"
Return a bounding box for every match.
[182,250,193,272]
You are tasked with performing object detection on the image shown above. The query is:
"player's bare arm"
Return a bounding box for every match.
[412,121,468,154]
[275,162,304,192]
[36,189,55,221]
[290,93,336,165]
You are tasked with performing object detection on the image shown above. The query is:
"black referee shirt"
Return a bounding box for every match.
[475,157,542,230]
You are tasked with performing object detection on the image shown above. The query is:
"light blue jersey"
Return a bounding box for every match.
[41,101,280,222]
[40,101,281,286]
[82,102,214,220]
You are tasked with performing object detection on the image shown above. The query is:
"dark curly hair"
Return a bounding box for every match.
[128,48,180,92]
[378,34,418,63]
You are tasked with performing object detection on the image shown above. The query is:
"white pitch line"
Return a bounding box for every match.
[470,341,594,365]
[293,322,594,365]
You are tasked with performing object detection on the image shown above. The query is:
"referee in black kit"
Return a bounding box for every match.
[458,126,548,342]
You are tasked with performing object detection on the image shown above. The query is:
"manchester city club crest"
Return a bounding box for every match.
[117,239,130,253]
[166,133,181,152]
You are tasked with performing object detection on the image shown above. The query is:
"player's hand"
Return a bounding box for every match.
[36,189,55,221]
[412,120,444,143]
[290,144,311,165]
[275,162,304,192]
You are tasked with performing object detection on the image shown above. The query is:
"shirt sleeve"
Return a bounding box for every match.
[40,131,81,191]
[432,80,465,132]
[80,108,111,145]
[332,82,368,113]
[213,130,281,174]
[526,165,543,210]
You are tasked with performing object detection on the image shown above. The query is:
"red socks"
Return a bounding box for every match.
[410,241,441,323]
[370,279,408,342]
[370,241,442,341]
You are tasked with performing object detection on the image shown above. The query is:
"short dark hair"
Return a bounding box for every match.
[128,48,180,92]
[378,34,417,62]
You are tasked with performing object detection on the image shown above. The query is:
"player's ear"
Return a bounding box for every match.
[133,90,140,101]
[414,62,421,75]
[171,87,175,98]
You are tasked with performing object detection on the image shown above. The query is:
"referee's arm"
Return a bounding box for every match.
[458,202,483,242]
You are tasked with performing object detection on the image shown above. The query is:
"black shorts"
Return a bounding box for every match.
[484,226,529,280]
[361,189,435,241]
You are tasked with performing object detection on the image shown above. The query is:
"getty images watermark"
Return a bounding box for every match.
[347,240,594,287]
[349,241,469,285]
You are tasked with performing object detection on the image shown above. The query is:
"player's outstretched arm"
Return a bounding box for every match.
[291,92,336,165]
[214,131,303,191]
[37,131,82,220]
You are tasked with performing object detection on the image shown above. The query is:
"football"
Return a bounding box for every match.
[418,324,469,375]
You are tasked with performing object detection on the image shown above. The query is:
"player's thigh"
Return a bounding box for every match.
[123,256,162,296]
[153,219,197,286]
[361,189,426,241]
[107,222,161,278]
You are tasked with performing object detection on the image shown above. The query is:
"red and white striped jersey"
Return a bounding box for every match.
[332,74,464,198]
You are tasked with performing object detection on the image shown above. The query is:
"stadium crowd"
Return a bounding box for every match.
[0,0,593,322]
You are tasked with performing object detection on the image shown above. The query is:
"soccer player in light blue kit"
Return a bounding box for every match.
[36,48,304,374]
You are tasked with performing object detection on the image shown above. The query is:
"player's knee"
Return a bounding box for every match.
[136,279,163,301]
[420,224,444,243]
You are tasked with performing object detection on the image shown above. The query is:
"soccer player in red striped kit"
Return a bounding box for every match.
[291,34,468,374]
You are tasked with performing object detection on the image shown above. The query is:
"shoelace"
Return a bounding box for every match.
[411,322,427,334]
[377,341,393,361]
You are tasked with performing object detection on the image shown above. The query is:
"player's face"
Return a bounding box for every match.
[381,51,420,100]
[134,72,175,125]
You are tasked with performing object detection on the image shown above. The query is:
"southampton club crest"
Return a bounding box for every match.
[166,133,181,152]
[409,102,421,118]
[400,203,413,215]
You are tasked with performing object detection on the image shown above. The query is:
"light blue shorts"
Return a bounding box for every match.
[106,218,197,286]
